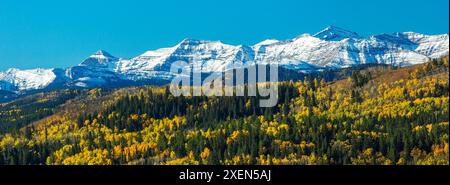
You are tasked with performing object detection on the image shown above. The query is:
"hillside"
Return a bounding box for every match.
[0,57,448,165]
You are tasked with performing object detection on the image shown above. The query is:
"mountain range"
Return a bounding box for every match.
[1,26,448,98]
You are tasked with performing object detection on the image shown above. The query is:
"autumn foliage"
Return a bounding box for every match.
[0,57,448,165]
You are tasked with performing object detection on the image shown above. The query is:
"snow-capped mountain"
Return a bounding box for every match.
[65,50,122,88]
[78,50,119,69]
[313,26,360,41]
[1,26,448,95]
[0,68,57,92]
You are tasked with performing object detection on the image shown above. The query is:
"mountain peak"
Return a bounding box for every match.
[254,39,279,47]
[90,50,116,59]
[179,38,202,45]
[313,26,360,41]
[5,68,19,73]
[178,38,227,47]
[2,28,448,95]
[79,50,118,67]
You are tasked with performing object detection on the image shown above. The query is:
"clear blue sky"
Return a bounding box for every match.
[0,0,448,71]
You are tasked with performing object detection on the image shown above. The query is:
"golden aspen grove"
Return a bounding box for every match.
[0,57,448,165]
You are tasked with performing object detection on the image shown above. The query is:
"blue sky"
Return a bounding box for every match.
[0,0,448,71]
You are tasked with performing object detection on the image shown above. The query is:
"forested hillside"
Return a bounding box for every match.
[0,90,82,135]
[0,57,448,165]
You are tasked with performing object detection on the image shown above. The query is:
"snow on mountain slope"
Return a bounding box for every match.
[73,28,447,82]
[254,27,448,68]
[0,26,448,94]
[79,50,119,70]
[394,32,449,58]
[313,26,360,41]
[116,47,177,74]
[0,68,56,92]
[59,50,125,88]
[254,39,280,47]
[117,38,255,77]
[152,38,247,72]
[254,34,339,67]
